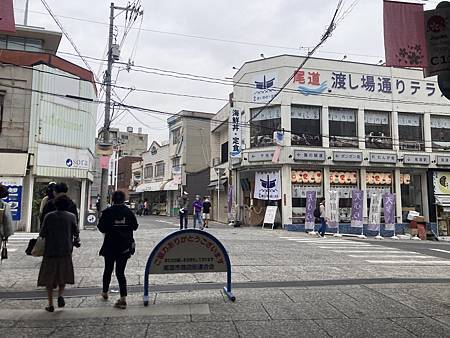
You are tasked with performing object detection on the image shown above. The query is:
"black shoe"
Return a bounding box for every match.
[45,305,55,312]
[57,296,65,308]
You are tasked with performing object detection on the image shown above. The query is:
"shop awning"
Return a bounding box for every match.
[161,180,179,191]
[207,178,227,191]
[135,182,161,193]
[435,195,450,207]
[0,153,28,176]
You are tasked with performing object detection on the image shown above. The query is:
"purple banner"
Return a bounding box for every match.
[383,193,396,231]
[351,190,364,228]
[305,191,316,230]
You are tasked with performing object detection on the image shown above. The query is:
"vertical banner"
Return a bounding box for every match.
[328,190,340,228]
[254,171,281,200]
[227,185,233,214]
[0,0,16,33]
[351,190,364,228]
[368,192,382,231]
[229,108,242,158]
[383,0,428,68]
[383,193,396,231]
[305,191,316,230]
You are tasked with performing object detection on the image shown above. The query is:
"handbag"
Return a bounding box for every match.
[25,238,37,256]
[1,238,7,261]
[31,237,46,257]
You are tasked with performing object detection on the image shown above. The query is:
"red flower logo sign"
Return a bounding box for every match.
[396,44,424,66]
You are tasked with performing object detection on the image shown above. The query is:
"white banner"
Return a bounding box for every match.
[250,106,281,121]
[229,108,242,158]
[328,109,356,122]
[37,143,93,170]
[328,190,340,228]
[368,192,382,231]
[254,171,281,200]
[291,106,320,120]
[398,113,420,126]
[431,115,450,129]
[365,111,389,125]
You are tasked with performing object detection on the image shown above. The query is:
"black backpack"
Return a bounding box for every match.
[313,206,321,218]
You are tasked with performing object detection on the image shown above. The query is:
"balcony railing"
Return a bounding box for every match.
[399,140,424,151]
[365,135,393,149]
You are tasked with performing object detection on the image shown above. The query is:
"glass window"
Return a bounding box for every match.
[172,157,180,172]
[291,105,321,146]
[329,170,359,223]
[291,170,323,224]
[250,106,281,148]
[8,37,25,51]
[365,111,392,149]
[25,38,42,52]
[431,115,450,151]
[329,108,358,147]
[144,164,153,179]
[0,36,6,49]
[221,142,228,163]
[398,113,424,150]
[155,162,165,177]
[172,127,181,144]
[401,173,422,222]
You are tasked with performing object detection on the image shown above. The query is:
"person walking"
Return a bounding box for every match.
[178,191,189,230]
[202,196,212,228]
[0,184,14,257]
[97,191,139,309]
[41,183,78,225]
[318,198,327,237]
[143,199,149,216]
[37,195,80,312]
[192,195,203,229]
[40,182,56,215]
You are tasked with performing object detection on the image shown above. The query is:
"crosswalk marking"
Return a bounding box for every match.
[278,235,450,266]
[429,248,450,254]
[365,260,450,265]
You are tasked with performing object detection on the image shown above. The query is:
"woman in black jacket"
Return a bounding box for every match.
[98,191,138,309]
[37,195,80,312]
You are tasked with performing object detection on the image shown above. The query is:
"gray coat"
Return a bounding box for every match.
[0,201,14,239]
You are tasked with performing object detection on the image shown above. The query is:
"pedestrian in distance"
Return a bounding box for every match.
[41,182,79,225]
[202,196,212,228]
[40,182,56,215]
[98,190,139,309]
[193,195,203,229]
[317,198,327,237]
[37,195,80,312]
[0,184,14,258]
[143,199,149,216]
[178,191,189,230]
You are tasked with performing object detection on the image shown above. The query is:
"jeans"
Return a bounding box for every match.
[318,217,327,236]
[179,210,188,229]
[103,255,129,297]
[193,211,203,229]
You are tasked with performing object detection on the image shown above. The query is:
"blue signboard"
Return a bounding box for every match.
[2,185,22,221]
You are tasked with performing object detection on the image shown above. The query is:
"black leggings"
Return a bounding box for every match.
[103,255,129,297]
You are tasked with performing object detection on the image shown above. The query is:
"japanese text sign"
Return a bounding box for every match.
[351,190,364,228]
[149,231,228,274]
[229,108,242,158]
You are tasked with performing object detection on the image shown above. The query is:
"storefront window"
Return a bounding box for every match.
[401,173,422,222]
[398,113,424,151]
[329,108,358,147]
[250,106,281,148]
[291,105,321,146]
[431,115,450,151]
[330,170,358,222]
[365,111,392,149]
[291,170,323,224]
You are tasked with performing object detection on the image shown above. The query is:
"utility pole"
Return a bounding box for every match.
[99,2,143,211]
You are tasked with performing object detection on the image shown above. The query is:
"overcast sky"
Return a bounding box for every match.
[12,0,440,145]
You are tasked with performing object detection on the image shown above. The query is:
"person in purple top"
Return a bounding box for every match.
[192,195,203,230]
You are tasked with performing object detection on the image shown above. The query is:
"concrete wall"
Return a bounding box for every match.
[0,64,32,151]
[184,117,211,173]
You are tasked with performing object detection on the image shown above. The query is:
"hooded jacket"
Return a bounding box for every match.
[98,204,138,257]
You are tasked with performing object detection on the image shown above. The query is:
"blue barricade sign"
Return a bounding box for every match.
[143,229,235,305]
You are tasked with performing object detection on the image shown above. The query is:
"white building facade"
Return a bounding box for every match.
[231,55,450,235]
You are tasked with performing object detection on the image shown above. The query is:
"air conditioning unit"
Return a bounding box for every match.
[212,157,221,167]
